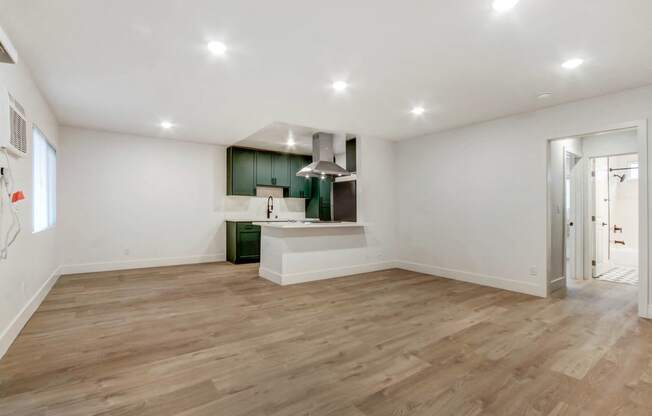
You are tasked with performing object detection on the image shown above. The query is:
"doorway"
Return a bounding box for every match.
[546,121,649,318]
[591,153,639,284]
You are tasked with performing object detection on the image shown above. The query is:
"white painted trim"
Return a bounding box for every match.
[258,266,283,284]
[646,304,652,319]
[397,261,546,298]
[0,266,62,359]
[59,253,226,275]
[259,261,399,286]
[637,121,649,319]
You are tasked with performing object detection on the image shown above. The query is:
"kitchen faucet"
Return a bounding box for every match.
[266,196,274,219]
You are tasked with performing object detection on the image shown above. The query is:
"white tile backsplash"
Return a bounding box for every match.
[224,194,306,221]
[256,186,284,198]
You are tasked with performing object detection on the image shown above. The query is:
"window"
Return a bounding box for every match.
[32,127,56,233]
[630,162,639,180]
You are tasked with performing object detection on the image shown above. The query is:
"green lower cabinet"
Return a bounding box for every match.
[226,222,261,264]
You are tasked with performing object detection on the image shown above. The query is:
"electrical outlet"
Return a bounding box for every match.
[529,266,538,277]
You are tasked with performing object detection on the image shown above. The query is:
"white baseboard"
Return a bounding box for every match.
[0,266,62,359]
[259,266,283,284]
[59,253,226,275]
[259,261,399,286]
[645,304,652,319]
[396,261,546,298]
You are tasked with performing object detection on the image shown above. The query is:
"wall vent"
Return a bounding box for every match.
[1,90,28,157]
[9,106,27,154]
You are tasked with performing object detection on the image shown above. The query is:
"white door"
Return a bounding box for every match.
[564,151,580,280]
[593,157,611,276]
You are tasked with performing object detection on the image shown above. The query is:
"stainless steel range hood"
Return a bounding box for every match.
[296,132,350,178]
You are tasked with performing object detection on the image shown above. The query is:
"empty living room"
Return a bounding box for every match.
[1,1,652,415]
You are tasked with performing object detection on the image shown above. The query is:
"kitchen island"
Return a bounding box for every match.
[253,221,381,285]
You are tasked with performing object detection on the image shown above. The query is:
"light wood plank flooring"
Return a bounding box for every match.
[1,263,651,415]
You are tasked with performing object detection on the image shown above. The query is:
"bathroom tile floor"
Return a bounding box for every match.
[598,266,639,285]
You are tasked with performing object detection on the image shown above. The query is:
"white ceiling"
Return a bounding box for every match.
[235,122,349,156]
[1,0,652,145]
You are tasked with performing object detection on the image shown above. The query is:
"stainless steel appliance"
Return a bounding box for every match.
[333,180,356,222]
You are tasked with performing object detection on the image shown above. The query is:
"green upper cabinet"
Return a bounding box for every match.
[228,147,307,196]
[256,151,290,187]
[255,151,274,186]
[272,153,290,187]
[227,147,256,196]
[289,155,311,198]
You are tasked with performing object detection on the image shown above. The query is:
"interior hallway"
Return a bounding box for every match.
[1,264,651,416]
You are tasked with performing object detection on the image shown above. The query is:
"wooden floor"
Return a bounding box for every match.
[1,264,651,416]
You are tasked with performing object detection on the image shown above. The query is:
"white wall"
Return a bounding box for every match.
[0,57,59,357]
[356,136,398,265]
[396,84,652,303]
[58,127,227,273]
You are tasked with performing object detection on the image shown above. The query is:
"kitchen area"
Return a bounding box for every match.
[224,122,368,284]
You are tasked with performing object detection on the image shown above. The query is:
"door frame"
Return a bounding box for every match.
[546,119,649,319]
[562,148,583,282]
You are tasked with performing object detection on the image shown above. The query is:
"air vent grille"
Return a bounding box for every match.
[9,106,27,154]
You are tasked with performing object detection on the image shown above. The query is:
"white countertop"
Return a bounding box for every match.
[252,221,364,229]
[225,218,306,222]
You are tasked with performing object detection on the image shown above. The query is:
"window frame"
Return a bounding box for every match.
[32,125,56,233]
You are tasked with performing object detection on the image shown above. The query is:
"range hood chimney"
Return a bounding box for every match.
[296,132,350,178]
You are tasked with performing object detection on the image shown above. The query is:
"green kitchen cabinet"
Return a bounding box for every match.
[256,151,290,187]
[226,221,261,264]
[272,153,290,187]
[227,147,256,196]
[289,155,312,198]
[306,177,332,220]
[256,151,274,186]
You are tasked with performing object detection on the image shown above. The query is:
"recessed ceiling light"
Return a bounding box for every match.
[332,81,349,92]
[492,0,520,12]
[160,121,173,129]
[207,41,227,56]
[411,106,425,116]
[561,58,584,69]
[287,131,296,147]
[537,92,553,99]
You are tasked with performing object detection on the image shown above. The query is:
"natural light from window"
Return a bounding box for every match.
[32,127,56,233]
